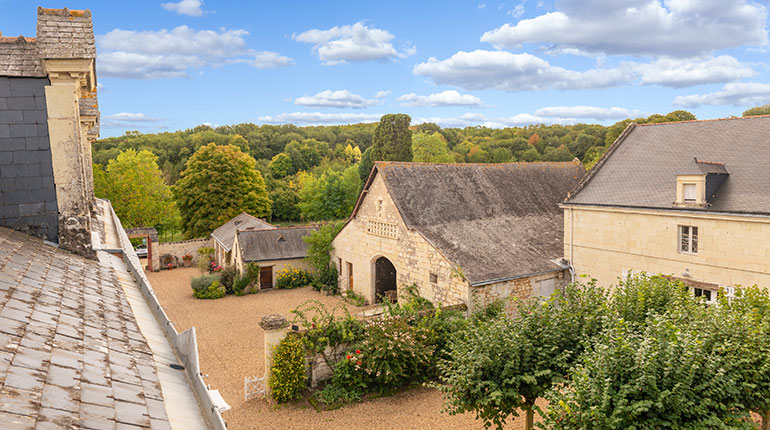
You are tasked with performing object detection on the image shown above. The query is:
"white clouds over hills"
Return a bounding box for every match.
[294,22,415,65]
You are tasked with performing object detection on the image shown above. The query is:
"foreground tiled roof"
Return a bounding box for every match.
[566,116,770,215]
[238,226,317,262]
[0,36,44,77]
[0,227,170,429]
[357,162,585,285]
[211,212,275,252]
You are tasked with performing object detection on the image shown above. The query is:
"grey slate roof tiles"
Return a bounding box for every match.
[0,226,170,429]
[211,212,275,252]
[565,116,770,215]
[364,161,586,285]
[238,226,317,262]
[0,38,45,78]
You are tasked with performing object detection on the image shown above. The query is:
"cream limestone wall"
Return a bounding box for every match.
[331,173,469,306]
[234,256,309,287]
[564,205,770,289]
[471,270,566,314]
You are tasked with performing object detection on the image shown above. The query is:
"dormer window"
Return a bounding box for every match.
[683,183,697,203]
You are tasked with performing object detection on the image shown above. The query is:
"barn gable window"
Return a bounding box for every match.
[429,272,438,284]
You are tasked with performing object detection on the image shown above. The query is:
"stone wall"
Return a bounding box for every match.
[0,77,58,241]
[470,270,567,315]
[156,238,212,269]
[332,173,469,306]
[565,205,770,289]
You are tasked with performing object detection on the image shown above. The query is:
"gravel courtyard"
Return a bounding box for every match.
[144,266,527,430]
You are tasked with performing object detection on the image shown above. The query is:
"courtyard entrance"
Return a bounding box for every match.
[374,257,397,303]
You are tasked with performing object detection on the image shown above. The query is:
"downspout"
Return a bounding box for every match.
[569,207,575,283]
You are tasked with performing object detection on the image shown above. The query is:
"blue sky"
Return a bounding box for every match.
[3,0,770,137]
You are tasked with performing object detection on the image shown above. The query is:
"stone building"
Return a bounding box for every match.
[0,8,218,429]
[562,116,770,301]
[0,7,100,258]
[331,161,585,310]
[210,212,275,266]
[232,225,316,289]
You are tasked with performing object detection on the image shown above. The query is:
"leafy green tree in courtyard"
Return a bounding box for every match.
[370,114,412,162]
[440,283,608,430]
[173,143,271,238]
[93,149,177,229]
[411,131,455,163]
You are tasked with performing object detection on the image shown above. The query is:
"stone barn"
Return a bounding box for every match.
[231,225,317,289]
[210,212,275,266]
[331,161,586,311]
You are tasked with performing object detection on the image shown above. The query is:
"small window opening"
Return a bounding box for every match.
[683,183,697,203]
[429,273,438,284]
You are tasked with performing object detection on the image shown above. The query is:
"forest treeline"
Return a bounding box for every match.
[92,110,705,237]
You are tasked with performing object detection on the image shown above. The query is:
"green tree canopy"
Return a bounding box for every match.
[743,103,770,117]
[93,149,177,229]
[269,152,293,179]
[370,114,412,162]
[173,143,271,237]
[411,131,454,163]
[298,164,360,220]
[358,146,374,182]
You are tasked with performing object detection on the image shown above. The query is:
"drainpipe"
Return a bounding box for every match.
[569,207,575,283]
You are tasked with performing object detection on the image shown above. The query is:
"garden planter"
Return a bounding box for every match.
[183,260,192,267]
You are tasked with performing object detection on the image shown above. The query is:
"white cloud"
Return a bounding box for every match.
[508,3,525,18]
[413,50,631,91]
[375,90,392,99]
[97,26,290,78]
[634,56,756,88]
[253,51,294,69]
[294,90,380,109]
[534,106,641,120]
[478,3,486,9]
[414,112,580,128]
[673,83,770,107]
[258,112,383,125]
[397,90,484,107]
[481,0,768,57]
[161,0,206,17]
[293,22,415,65]
[102,112,164,128]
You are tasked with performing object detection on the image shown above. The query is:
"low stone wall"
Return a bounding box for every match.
[470,270,567,315]
[156,238,213,268]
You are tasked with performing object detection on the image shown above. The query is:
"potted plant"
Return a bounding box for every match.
[182,253,193,267]
[166,262,173,271]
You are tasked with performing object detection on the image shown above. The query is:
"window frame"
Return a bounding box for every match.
[683,183,697,203]
[678,225,699,254]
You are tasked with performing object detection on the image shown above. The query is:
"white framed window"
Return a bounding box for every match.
[692,286,717,305]
[683,183,697,203]
[679,225,698,254]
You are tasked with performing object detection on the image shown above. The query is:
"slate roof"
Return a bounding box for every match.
[0,7,96,78]
[355,161,585,286]
[238,226,317,262]
[565,116,770,215]
[211,212,274,252]
[0,226,170,429]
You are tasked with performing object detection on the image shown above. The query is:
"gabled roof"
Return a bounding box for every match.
[237,226,318,262]
[0,226,170,428]
[353,161,586,286]
[211,212,275,251]
[565,115,770,215]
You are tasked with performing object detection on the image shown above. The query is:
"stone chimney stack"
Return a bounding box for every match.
[0,7,99,258]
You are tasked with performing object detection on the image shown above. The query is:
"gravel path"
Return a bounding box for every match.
[146,267,528,430]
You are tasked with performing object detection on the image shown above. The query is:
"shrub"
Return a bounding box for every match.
[193,280,225,299]
[312,265,338,294]
[219,266,238,294]
[303,221,344,273]
[275,266,313,289]
[270,334,307,403]
[232,275,250,296]
[191,274,220,293]
[197,247,215,270]
[244,262,260,284]
[345,289,367,307]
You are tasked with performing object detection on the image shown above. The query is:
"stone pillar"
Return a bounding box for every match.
[259,314,287,397]
[42,58,96,258]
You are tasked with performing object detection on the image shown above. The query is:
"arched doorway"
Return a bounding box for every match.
[374,257,397,303]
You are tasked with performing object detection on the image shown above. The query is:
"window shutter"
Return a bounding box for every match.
[683,183,696,202]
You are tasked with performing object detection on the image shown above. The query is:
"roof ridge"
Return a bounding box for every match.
[636,114,770,127]
[375,160,582,168]
[239,225,317,233]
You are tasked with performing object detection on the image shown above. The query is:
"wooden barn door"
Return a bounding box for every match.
[374,257,397,303]
[260,266,273,289]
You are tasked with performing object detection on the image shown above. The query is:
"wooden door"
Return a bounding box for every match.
[347,262,353,290]
[260,266,273,289]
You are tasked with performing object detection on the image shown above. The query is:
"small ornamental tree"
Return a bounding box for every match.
[440,283,608,430]
[269,334,307,403]
[173,143,271,238]
[541,313,751,430]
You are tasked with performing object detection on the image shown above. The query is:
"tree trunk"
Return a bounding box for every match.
[524,402,534,430]
[762,411,770,430]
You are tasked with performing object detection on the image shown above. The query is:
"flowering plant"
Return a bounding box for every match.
[182,253,193,261]
[166,263,173,270]
[208,260,223,273]
[275,266,313,289]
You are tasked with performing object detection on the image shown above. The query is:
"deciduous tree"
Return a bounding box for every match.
[411,131,454,163]
[370,114,412,162]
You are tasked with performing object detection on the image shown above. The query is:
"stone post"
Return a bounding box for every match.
[259,314,287,397]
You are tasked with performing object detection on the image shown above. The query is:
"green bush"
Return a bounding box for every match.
[219,266,238,294]
[193,280,226,299]
[312,265,338,293]
[232,275,250,296]
[270,334,307,403]
[245,262,261,284]
[275,266,313,289]
[344,289,367,307]
[303,221,343,273]
[191,274,220,293]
